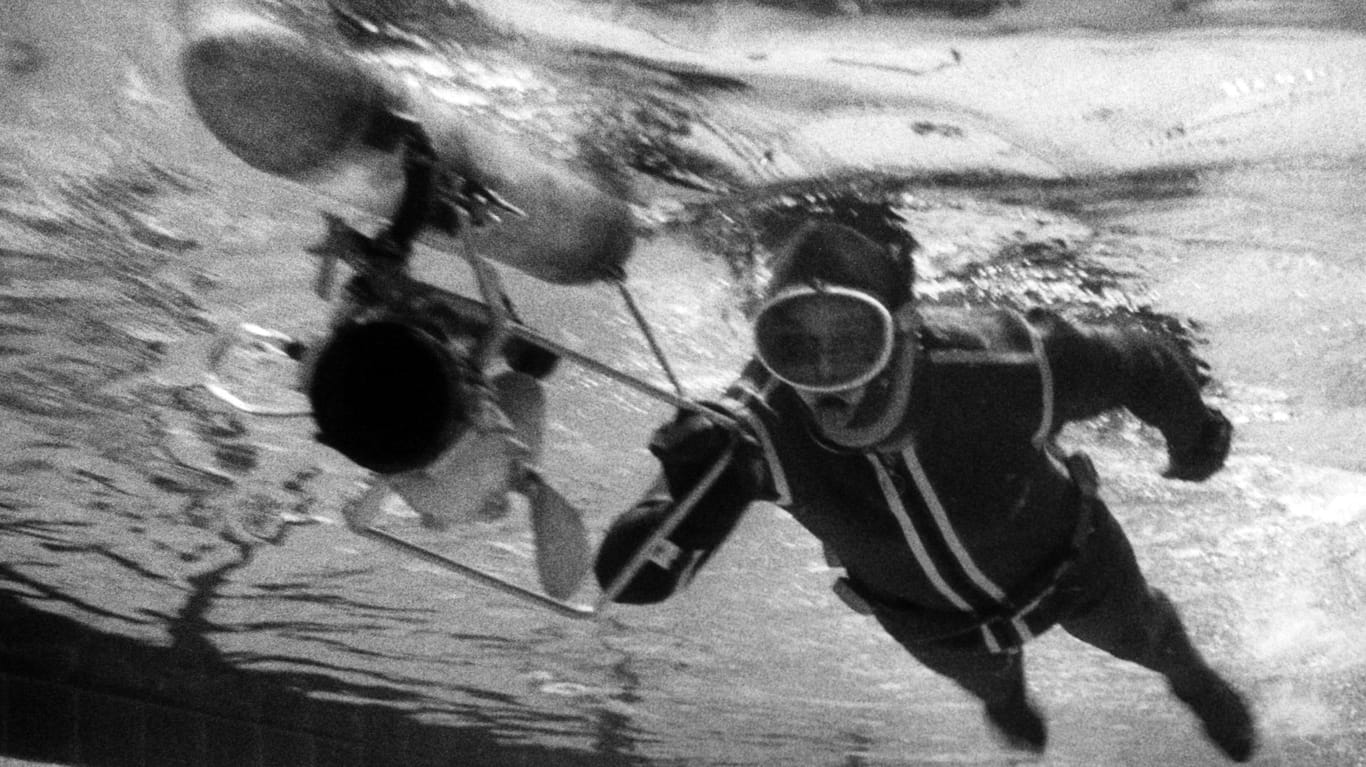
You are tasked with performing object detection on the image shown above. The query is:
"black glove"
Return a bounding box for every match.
[651,410,736,491]
[648,408,765,549]
[1164,408,1232,482]
[593,496,687,604]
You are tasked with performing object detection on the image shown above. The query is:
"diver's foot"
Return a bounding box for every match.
[1173,674,1257,762]
[984,695,1047,754]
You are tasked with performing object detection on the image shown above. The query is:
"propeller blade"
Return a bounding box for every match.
[343,480,392,531]
[495,370,589,598]
[491,371,546,461]
[524,470,591,601]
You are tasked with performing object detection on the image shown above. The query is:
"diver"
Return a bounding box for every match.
[594,221,1257,762]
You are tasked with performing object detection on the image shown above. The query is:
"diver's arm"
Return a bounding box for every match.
[594,410,767,604]
[1031,309,1231,481]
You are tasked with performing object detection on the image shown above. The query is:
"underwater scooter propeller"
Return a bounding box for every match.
[309,120,597,602]
[205,113,592,601]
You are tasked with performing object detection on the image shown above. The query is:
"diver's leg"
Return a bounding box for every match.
[1057,504,1256,762]
[871,611,1046,753]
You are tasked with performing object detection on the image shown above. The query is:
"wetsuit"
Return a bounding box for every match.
[595,305,1246,753]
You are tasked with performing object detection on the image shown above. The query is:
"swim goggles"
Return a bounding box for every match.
[753,284,900,393]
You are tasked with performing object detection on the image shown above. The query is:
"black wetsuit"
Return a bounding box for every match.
[595,305,1239,725]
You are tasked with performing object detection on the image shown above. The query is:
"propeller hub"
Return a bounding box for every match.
[308,318,472,474]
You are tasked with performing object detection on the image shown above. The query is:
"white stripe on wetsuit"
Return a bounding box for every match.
[1023,316,1055,450]
[899,451,1009,604]
[865,316,1057,651]
[868,457,978,615]
[720,377,792,506]
[895,448,1033,651]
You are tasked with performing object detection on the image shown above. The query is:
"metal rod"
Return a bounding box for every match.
[595,440,738,611]
[504,322,742,433]
[616,279,685,397]
[356,525,597,620]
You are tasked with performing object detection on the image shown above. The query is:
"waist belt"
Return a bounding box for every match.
[833,451,1099,652]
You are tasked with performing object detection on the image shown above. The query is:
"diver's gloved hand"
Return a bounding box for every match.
[1164,408,1233,482]
[593,495,688,605]
[648,408,765,549]
[650,409,744,492]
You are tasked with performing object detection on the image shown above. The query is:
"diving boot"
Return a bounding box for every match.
[984,694,1047,754]
[1173,673,1257,762]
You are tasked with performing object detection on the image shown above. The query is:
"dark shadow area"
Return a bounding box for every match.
[0,590,647,767]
